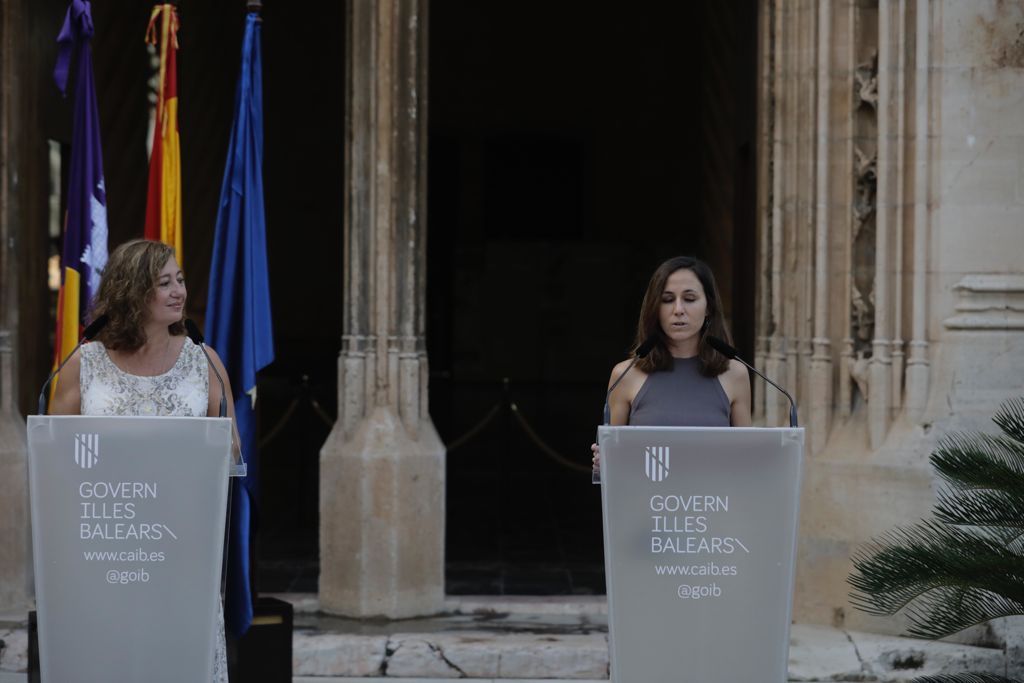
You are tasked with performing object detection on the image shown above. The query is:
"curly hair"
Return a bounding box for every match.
[89,239,185,351]
[633,256,732,377]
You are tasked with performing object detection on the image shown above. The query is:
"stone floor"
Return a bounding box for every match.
[0,595,1014,681]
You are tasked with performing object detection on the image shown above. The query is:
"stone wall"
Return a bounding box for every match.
[0,0,39,612]
[757,0,1024,631]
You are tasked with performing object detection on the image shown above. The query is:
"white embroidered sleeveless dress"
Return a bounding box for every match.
[79,338,229,683]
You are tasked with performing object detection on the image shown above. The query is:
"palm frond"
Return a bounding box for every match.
[932,432,1024,491]
[901,585,1024,639]
[911,675,1021,683]
[993,396,1024,445]
[935,487,1024,530]
[849,397,1024,646]
[849,520,1024,628]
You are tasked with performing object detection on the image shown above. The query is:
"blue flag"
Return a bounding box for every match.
[205,12,273,638]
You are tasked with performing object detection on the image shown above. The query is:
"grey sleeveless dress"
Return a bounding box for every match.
[80,339,229,683]
[628,356,732,427]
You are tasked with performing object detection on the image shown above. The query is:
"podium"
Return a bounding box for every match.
[27,415,242,683]
[598,426,804,682]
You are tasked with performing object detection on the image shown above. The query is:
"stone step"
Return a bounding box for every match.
[0,596,1013,681]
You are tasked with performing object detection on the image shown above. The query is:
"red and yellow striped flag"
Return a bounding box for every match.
[144,4,182,263]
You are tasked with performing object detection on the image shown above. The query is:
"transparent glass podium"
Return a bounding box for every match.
[27,415,243,683]
[597,426,804,683]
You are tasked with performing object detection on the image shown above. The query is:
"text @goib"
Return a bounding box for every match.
[106,568,150,585]
[677,583,722,600]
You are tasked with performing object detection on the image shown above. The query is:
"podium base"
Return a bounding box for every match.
[228,597,294,683]
[29,599,293,683]
[26,611,38,683]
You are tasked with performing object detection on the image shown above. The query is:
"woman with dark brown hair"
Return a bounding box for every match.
[611,255,750,426]
[592,256,751,465]
[50,238,236,682]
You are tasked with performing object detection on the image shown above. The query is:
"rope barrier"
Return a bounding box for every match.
[258,397,301,449]
[509,402,591,473]
[258,374,332,450]
[446,403,501,453]
[308,396,334,428]
[256,376,590,473]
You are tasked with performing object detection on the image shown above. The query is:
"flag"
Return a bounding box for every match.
[52,0,108,385]
[144,4,182,262]
[206,11,274,638]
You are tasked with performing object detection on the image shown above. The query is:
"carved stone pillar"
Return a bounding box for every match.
[904,0,931,421]
[0,0,32,610]
[807,0,833,455]
[868,0,899,449]
[763,0,788,429]
[0,335,29,611]
[319,0,444,618]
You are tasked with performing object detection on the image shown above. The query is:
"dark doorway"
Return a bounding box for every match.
[427,2,759,594]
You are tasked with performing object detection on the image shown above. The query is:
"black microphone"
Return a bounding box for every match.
[706,335,798,428]
[603,336,657,425]
[184,319,228,418]
[37,314,110,415]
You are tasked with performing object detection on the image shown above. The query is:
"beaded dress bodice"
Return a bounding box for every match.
[79,338,209,417]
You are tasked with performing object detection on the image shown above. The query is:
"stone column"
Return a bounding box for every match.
[319,0,445,618]
[904,0,931,421]
[0,0,32,611]
[807,0,832,455]
[868,0,896,450]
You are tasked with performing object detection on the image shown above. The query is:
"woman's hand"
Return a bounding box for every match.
[591,442,601,468]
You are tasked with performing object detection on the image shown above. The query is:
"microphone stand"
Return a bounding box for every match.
[596,338,656,483]
[730,355,798,428]
[603,356,641,425]
[706,335,798,428]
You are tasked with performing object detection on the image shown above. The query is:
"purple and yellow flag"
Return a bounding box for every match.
[52,0,108,380]
[144,4,182,262]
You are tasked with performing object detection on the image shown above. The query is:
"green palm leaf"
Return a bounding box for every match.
[993,396,1024,444]
[932,433,1024,492]
[934,488,1024,532]
[849,520,1024,637]
[849,398,1024,681]
[910,675,1021,683]
[901,586,1024,639]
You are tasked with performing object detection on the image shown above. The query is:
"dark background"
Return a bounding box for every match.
[25,0,758,595]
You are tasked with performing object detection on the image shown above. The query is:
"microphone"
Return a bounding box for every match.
[603,336,657,425]
[184,319,228,418]
[706,335,798,428]
[37,314,110,415]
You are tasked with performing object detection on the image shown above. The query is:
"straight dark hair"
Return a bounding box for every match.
[633,256,732,377]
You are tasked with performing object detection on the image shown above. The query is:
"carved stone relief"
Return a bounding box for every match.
[854,51,878,109]
[848,50,879,406]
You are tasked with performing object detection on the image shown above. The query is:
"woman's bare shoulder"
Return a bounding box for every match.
[609,358,648,380]
[725,358,749,380]
[610,358,634,377]
[49,347,84,415]
[608,359,649,400]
